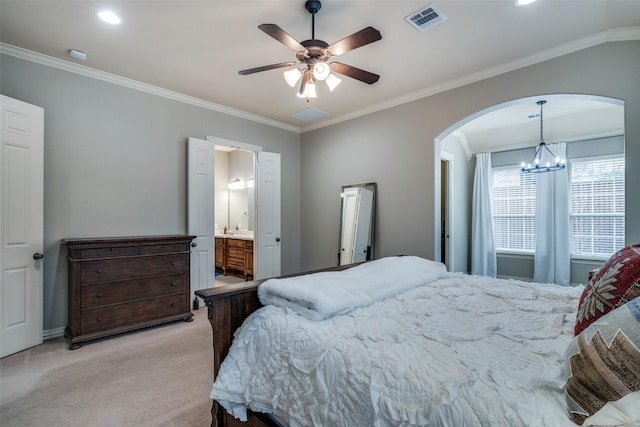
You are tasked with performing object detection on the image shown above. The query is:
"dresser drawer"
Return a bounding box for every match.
[139,243,189,255]
[80,294,188,334]
[76,246,140,259]
[80,254,188,284]
[81,274,186,308]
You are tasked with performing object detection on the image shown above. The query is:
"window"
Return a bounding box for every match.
[491,155,625,258]
[570,156,625,257]
[492,167,536,252]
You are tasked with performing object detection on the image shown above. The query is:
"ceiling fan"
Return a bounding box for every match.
[238,0,382,99]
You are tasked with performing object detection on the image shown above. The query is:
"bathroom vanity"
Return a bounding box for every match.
[215,234,254,280]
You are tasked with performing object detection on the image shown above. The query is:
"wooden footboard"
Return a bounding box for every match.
[195,264,358,427]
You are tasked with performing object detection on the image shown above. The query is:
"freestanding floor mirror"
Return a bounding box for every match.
[338,182,376,265]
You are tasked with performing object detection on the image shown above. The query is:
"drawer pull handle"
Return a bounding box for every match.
[96,269,103,273]
[171,303,176,307]
[97,293,103,297]
[171,282,176,286]
[171,261,176,266]
[97,316,102,321]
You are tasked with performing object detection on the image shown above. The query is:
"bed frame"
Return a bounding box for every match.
[195,264,357,427]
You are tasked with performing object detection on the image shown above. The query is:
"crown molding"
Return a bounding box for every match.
[0,43,301,134]
[3,26,638,136]
[301,26,640,133]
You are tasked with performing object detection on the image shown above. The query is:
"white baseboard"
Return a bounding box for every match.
[497,274,533,282]
[43,327,65,340]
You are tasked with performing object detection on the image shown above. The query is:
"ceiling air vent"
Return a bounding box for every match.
[405,4,446,32]
[293,109,329,122]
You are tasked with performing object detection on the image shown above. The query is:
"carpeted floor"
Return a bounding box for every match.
[0,307,215,427]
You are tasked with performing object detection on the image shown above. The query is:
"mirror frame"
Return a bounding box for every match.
[338,182,377,265]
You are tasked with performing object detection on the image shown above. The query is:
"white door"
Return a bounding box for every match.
[256,151,281,279]
[352,187,374,263]
[0,95,44,357]
[187,137,215,305]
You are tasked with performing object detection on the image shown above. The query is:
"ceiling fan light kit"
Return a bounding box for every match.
[238,0,382,101]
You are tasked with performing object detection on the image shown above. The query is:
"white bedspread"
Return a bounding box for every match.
[212,272,585,427]
[258,256,447,320]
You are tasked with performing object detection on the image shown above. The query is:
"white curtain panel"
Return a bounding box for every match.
[471,152,497,277]
[534,142,570,285]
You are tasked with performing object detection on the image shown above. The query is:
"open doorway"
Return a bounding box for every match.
[214,145,256,284]
[440,152,454,272]
[189,136,281,305]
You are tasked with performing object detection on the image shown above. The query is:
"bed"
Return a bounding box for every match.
[195,251,640,427]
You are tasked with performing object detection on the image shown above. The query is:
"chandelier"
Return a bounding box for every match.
[521,100,566,173]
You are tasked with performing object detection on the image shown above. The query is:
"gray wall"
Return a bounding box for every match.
[1,54,301,333]
[300,41,640,274]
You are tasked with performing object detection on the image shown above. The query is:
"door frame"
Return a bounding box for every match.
[441,151,454,272]
[207,136,261,276]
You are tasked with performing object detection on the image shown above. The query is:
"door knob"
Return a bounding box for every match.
[191,242,197,247]
[275,237,281,242]
[33,253,44,260]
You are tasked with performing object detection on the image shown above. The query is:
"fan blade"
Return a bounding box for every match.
[329,62,379,84]
[258,24,306,52]
[326,27,382,57]
[239,61,298,75]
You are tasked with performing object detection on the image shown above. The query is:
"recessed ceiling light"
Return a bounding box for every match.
[98,10,121,24]
[515,0,536,6]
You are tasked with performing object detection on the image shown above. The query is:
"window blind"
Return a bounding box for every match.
[570,156,625,257]
[492,167,536,252]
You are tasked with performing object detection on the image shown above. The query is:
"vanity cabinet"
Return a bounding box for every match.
[218,237,253,280]
[245,241,254,278]
[226,238,246,273]
[215,237,225,272]
[63,235,195,349]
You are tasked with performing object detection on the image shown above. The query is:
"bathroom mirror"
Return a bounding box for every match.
[229,184,254,231]
[338,182,376,265]
[216,147,255,234]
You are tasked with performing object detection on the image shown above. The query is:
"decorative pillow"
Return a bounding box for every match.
[565,297,640,426]
[575,244,640,336]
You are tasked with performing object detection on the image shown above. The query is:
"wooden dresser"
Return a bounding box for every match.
[63,235,196,349]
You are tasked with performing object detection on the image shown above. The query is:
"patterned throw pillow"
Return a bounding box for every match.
[574,244,640,336]
[565,297,640,425]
